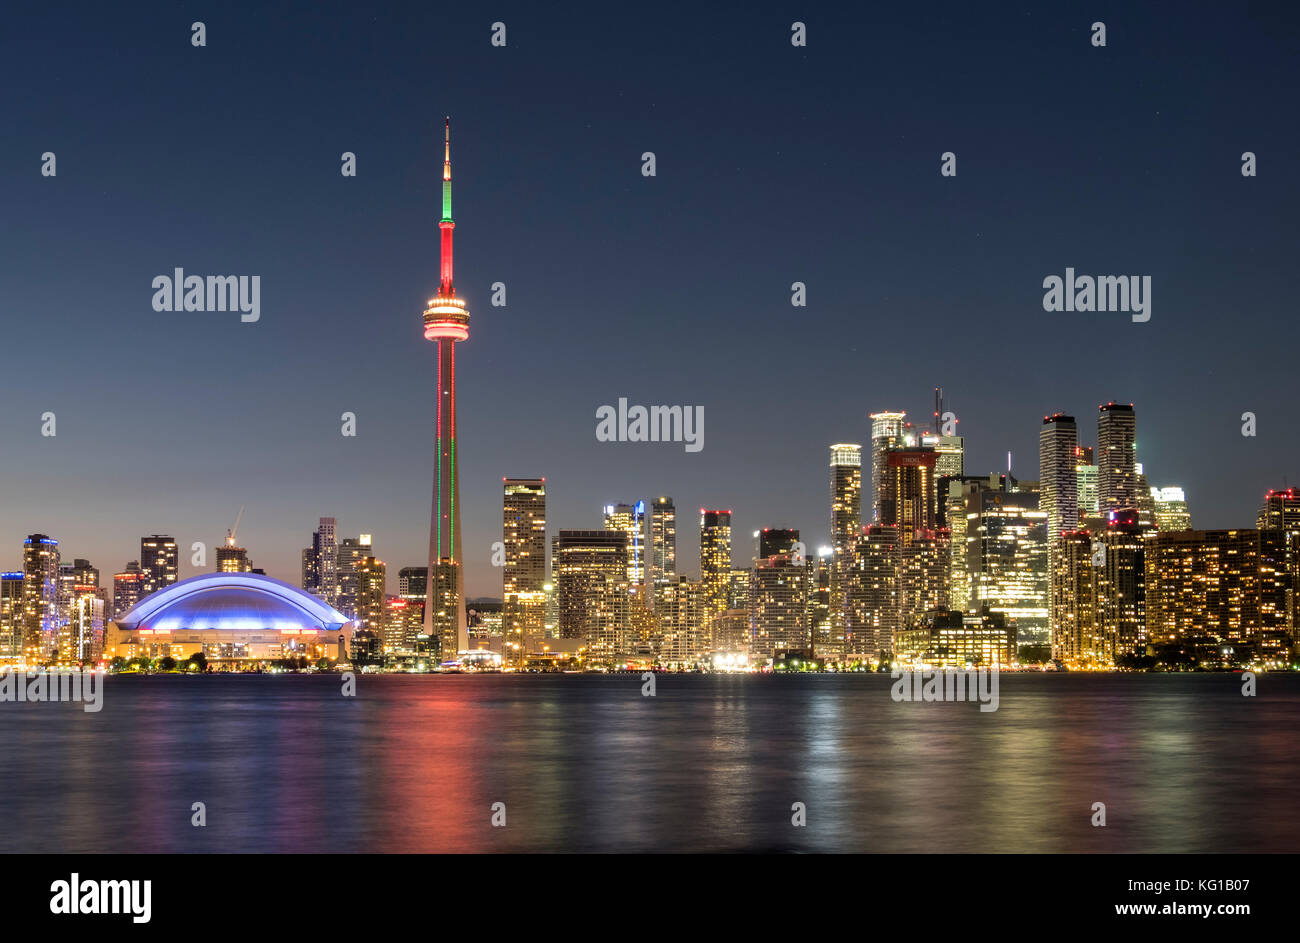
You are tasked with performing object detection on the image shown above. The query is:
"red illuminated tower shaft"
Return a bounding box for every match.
[423,118,470,658]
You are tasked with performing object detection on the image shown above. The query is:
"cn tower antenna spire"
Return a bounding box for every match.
[439,116,455,296]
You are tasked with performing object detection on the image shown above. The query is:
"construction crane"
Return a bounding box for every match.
[226,505,244,548]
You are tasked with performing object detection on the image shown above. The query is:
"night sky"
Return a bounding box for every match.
[2,2,1297,597]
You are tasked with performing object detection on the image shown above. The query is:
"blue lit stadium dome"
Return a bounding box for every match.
[116,572,352,634]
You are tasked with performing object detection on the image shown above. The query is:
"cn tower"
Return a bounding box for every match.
[423,117,469,659]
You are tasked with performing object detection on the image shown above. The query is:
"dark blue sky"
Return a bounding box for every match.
[2,1,1297,596]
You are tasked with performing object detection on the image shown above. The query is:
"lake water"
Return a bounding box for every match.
[2,673,1295,853]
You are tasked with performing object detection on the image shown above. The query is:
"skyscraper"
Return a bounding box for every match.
[1,572,24,661]
[921,433,964,479]
[1257,488,1300,533]
[1040,413,1079,651]
[650,496,676,609]
[829,443,862,647]
[22,534,59,662]
[1075,446,1099,516]
[879,447,938,543]
[750,554,809,659]
[699,510,732,635]
[423,117,471,659]
[603,502,646,585]
[504,479,547,651]
[757,527,801,560]
[1151,487,1191,532]
[849,523,899,660]
[869,411,907,522]
[302,518,338,603]
[140,535,178,597]
[399,566,428,600]
[1051,529,1101,666]
[1094,509,1147,657]
[964,478,1049,657]
[1097,402,1138,511]
[355,557,388,646]
[336,534,373,620]
[112,561,145,620]
[1039,414,1079,542]
[555,530,629,658]
[65,584,104,665]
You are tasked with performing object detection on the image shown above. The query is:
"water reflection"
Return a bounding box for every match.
[0,673,1296,853]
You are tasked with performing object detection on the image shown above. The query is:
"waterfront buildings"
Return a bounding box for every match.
[699,509,732,633]
[650,496,676,611]
[503,479,547,651]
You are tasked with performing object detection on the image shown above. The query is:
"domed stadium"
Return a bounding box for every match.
[106,573,354,666]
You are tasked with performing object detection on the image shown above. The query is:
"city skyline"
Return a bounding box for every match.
[2,4,1298,600]
[0,397,1290,599]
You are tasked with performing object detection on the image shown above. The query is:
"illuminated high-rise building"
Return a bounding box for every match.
[302,518,338,603]
[399,566,428,600]
[555,530,629,658]
[946,479,975,609]
[112,561,146,620]
[1094,509,1146,657]
[336,535,373,620]
[1147,528,1289,648]
[603,502,646,585]
[1151,487,1191,532]
[64,584,104,665]
[757,527,801,560]
[650,497,677,610]
[140,535,178,597]
[503,479,547,653]
[1051,529,1102,666]
[921,433,964,480]
[750,555,809,659]
[1075,446,1099,516]
[1097,402,1138,511]
[423,117,471,659]
[728,566,752,610]
[848,523,899,660]
[809,552,834,658]
[900,528,951,621]
[1040,413,1078,654]
[869,411,907,522]
[355,557,388,644]
[895,607,1016,669]
[829,443,862,646]
[964,478,1049,656]
[699,510,732,629]
[1,572,23,661]
[658,574,702,665]
[216,532,251,573]
[22,534,60,662]
[1039,414,1079,542]
[383,597,424,655]
[879,447,937,544]
[55,559,100,664]
[1258,488,1300,534]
